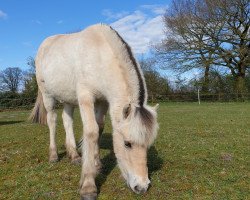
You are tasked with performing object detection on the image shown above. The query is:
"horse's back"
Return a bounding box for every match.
[36,24,116,104]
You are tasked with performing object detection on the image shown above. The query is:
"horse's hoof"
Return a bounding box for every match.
[49,158,59,163]
[71,157,81,165]
[49,156,59,163]
[80,194,97,200]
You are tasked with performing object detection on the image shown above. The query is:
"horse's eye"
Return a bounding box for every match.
[124,141,132,148]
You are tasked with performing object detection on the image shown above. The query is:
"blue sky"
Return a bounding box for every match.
[0,0,170,71]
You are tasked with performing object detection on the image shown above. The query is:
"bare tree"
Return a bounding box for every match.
[157,0,250,94]
[205,0,250,94]
[23,57,38,97]
[27,56,36,72]
[0,67,23,93]
[156,0,216,92]
[139,57,170,101]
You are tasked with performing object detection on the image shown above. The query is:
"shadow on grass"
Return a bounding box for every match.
[96,133,163,194]
[148,146,164,177]
[96,133,116,194]
[58,151,67,161]
[0,120,23,126]
[57,132,163,193]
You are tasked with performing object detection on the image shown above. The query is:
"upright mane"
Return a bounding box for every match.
[100,24,147,107]
[100,24,158,146]
[109,26,146,107]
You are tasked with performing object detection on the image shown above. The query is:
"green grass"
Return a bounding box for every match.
[0,102,249,200]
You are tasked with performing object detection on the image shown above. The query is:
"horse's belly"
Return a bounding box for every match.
[43,69,78,105]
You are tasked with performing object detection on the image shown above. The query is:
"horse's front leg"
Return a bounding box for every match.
[79,95,99,200]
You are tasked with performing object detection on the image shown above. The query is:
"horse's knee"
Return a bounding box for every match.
[84,123,99,141]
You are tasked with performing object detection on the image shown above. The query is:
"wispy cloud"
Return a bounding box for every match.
[102,9,129,20]
[57,20,63,24]
[0,10,7,19]
[107,4,167,54]
[31,20,42,25]
[22,41,33,47]
[140,4,168,15]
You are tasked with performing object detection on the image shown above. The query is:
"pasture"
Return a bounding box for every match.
[0,102,249,200]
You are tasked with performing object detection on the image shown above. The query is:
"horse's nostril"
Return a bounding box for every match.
[134,185,139,192]
[133,185,147,194]
[141,188,146,194]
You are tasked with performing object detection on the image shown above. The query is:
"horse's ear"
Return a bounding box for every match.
[123,104,131,119]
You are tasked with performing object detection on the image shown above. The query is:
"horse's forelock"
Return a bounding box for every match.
[135,106,154,133]
[127,105,158,147]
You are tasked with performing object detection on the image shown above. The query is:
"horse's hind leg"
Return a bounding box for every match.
[94,101,108,170]
[95,101,108,135]
[62,103,81,164]
[43,95,58,162]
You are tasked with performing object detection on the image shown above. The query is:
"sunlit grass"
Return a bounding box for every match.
[0,102,249,199]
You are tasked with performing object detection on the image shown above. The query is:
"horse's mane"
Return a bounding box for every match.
[100,24,148,106]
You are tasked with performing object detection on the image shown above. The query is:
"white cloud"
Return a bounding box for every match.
[22,41,33,47]
[140,4,168,15]
[31,20,42,25]
[0,10,7,19]
[57,20,63,24]
[102,9,129,20]
[109,5,167,54]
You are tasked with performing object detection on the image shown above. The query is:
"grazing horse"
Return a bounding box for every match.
[30,24,159,200]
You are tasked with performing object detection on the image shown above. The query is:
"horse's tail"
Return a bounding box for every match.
[29,88,47,125]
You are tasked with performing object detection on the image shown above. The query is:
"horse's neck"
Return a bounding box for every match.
[105,77,136,123]
[108,98,130,128]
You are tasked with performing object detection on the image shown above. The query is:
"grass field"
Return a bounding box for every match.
[0,102,249,200]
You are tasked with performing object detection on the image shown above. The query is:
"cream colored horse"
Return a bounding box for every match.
[30,24,159,200]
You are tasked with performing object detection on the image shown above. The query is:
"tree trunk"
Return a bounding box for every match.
[235,65,246,99]
[201,65,210,93]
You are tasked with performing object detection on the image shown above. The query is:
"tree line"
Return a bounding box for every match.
[156,0,250,96]
[1,57,250,110]
[0,57,37,109]
[140,57,250,102]
[0,0,249,109]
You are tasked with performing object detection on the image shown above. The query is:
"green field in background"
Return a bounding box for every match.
[0,102,249,200]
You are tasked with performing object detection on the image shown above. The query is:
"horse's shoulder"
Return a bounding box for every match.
[43,34,65,45]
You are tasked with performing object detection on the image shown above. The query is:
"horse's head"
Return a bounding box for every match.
[113,103,159,194]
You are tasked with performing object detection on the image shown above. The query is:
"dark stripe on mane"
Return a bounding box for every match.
[135,106,154,135]
[109,26,145,107]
